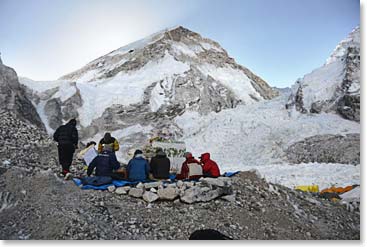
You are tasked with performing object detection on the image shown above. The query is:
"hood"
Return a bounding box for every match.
[157,150,167,157]
[200,153,210,162]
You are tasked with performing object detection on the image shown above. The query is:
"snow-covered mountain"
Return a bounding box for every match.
[20,26,277,159]
[286,27,360,121]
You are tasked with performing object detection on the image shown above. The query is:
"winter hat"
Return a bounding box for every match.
[69,119,77,126]
[103,132,113,143]
[134,150,143,156]
[184,152,193,159]
[86,141,96,148]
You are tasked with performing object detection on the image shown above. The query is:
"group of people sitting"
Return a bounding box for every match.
[81,132,221,182]
[53,119,221,182]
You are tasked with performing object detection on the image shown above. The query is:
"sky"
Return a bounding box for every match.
[0,0,360,87]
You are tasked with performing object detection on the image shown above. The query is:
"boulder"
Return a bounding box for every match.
[142,191,159,203]
[180,186,228,204]
[128,188,144,198]
[157,187,178,200]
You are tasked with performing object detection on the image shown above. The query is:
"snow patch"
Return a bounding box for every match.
[19,78,65,93]
[197,63,262,103]
[77,52,190,127]
[35,101,53,135]
[52,82,77,102]
[246,163,360,191]
[301,59,345,110]
[171,42,197,57]
[149,77,174,112]
[201,42,223,53]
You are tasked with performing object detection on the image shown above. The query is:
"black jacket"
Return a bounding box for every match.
[150,152,170,179]
[53,122,78,145]
[87,151,120,177]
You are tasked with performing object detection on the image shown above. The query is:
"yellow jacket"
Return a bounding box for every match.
[98,138,120,153]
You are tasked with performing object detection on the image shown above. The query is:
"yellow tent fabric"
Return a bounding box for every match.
[295,185,319,193]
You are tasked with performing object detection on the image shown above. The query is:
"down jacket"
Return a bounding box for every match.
[200,153,220,178]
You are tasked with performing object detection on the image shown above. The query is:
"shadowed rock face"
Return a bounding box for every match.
[286,134,360,165]
[0,62,44,129]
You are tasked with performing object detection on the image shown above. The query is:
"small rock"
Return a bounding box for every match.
[222,194,236,202]
[107,185,116,192]
[158,187,178,200]
[143,191,159,203]
[136,182,144,189]
[144,181,161,189]
[150,188,157,193]
[167,183,177,188]
[115,186,130,195]
[177,180,184,188]
[129,188,144,198]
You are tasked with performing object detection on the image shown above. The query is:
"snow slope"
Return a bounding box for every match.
[175,92,359,168]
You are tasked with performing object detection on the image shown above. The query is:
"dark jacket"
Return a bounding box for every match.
[87,151,120,177]
[127,155,150,181]
[150,151,170,179]
[53,121,78,145]
[200,153,220,178]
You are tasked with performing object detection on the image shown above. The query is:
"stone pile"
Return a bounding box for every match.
[106,177,233,204]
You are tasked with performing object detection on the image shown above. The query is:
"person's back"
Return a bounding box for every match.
[87,150,120,177]
[177,152,202,180]
[53,119,78,176]
[200,153,220,178]
[98,132,119,153]
[127,150,149,181]
[150,150,170,179]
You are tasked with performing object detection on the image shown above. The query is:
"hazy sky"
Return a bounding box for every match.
[0,0,359,87]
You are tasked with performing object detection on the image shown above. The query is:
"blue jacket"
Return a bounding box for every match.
[127,156,150,181]
[87,151,120,177]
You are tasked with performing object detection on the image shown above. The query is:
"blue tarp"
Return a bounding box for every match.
[73,178,154,190]
[73,171,240,190]
[223,171,240,177]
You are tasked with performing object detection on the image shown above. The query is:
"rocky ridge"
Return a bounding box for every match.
[0,61,44,128]
[286,134,360,165]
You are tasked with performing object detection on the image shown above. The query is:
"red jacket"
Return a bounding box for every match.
[200,153,220,178]
[177,157,201,180]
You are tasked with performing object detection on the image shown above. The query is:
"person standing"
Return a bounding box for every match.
[53,119,78,177]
